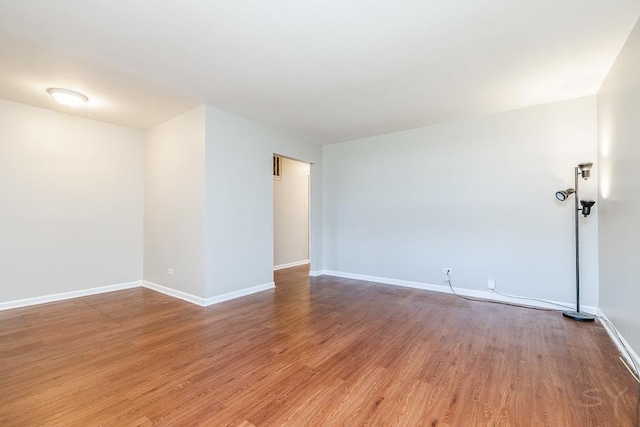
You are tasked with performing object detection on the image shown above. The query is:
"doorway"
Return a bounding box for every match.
[273,155,310,271]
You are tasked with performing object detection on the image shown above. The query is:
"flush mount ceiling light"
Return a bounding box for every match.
[46,88,88,107]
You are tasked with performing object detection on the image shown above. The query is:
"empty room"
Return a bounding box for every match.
[1,1,640,425]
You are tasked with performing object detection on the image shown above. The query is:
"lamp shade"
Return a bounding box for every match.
[580,200,596,217]
[578,163,593,179]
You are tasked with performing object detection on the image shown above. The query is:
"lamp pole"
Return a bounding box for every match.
[562,165,595,322]
[574,166,581,314]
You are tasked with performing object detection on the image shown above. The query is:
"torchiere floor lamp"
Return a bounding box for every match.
[555,162,596,322]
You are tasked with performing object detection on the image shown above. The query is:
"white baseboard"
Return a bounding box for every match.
[1,279,277,311]
[141,281,206,306]
[0,281,140,311]
[597,308,640,373]
[274,260,310,271]
[204,282,275,306]
[318,270,597,314]
[142,281,275,307]
[309,270,325,277]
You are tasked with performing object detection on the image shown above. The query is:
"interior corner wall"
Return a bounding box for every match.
[274,157,311,267]
[323,96,598,306]
[597,18,640,355]
[204,106,322,298]
[0,98,144,303]
[144,106,206,298]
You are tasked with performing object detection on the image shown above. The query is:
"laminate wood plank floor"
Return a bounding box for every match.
[1,265,638,426]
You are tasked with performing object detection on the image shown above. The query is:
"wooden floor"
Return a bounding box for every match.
[1,265,637,426]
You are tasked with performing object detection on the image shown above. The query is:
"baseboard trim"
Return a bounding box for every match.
[319,270,597,314]
[141,281,206,306]
[0,281,140,311]
[309,270,325,277]
[204,282,275,306]
[143,281,275,307]
[1,278,278,311]
[274,260,310,271]
[597,308,640,373]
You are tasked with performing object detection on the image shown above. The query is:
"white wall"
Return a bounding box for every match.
[323,96,598,306]
[143,104,321,301]
[144,106,206,298]
[205,106,322,298]
[0,99,144,302]
[597,18,640,354]
[274,157,310,267]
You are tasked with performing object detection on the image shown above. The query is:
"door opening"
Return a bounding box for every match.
[273,155,311,276]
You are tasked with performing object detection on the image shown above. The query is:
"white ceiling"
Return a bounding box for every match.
[0,1,638,144]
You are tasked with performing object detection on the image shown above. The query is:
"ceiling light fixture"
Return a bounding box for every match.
[47,88,89,107]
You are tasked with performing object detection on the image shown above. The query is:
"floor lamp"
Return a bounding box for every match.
[555,163,596,322]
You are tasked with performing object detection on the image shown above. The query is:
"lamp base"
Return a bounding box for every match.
[562,310,595,322]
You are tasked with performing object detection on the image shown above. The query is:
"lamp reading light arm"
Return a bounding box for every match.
[555,188,575,201]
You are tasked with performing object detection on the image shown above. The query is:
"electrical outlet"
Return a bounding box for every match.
[488,278,495,290]
[442,268,451,283]
[168,268,174,275]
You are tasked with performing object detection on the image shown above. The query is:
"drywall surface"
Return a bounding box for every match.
[323,96,598,306]
[204,106,321,298]
[274,157,310,267]
[0,99,144,302]
[144,106,206,298]
[598,18,640,355]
